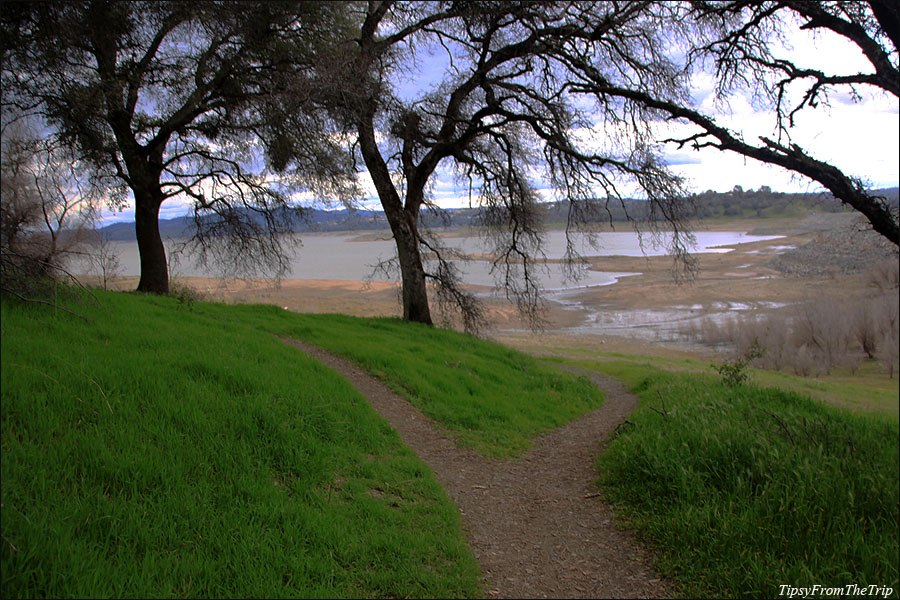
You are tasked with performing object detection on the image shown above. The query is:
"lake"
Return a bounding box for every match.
[81,229,783,291]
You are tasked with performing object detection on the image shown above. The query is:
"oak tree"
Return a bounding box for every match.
[313,1,694,332]
[564,0,899,244]
[2,0,358,293]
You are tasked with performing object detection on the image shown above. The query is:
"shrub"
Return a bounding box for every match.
[712,338,765,386]
[685,261,900,378]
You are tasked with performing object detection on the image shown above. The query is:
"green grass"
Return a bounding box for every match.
[583,359,899,599]
[7,288,895,598]
[279,313,602,458]
[1,291,483,598]
[168,302,601,459]
[1,290,601,598]
[538,345,898,418]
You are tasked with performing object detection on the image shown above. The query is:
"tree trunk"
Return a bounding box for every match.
[391,209,432,325]
[357,116,433,325]
[134,190,169,294]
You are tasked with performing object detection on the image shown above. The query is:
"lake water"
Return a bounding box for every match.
[80,229,782,291]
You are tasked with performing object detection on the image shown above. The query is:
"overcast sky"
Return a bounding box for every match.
[111,21,898,224]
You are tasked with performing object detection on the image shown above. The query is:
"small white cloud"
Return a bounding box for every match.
[664,151,703,166]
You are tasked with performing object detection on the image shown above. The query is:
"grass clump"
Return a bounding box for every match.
[592,362,899,598]
[1,291,480,598]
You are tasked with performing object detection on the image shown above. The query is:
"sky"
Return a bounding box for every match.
[664,85,899,195]
[105,18,899,225]
[666,20,899,196]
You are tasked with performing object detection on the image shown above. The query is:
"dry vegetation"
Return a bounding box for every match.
[684,258,899,378]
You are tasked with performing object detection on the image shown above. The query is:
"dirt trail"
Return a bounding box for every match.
[284,339,673,599]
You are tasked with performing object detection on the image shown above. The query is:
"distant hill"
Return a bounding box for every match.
[100,187,898,240]
[687,186,898,219]
[100,208,392,241]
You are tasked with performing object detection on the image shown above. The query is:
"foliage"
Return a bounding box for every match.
[1,291,481,598]
[1,1,360,293]
[688,187,852,219]
[712,338,766,386]
[593,363,899,599]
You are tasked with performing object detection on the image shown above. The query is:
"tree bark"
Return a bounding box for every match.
[134,188,169,294]
[357,115,433,325]
[390,207,432,325]
[118,139,170,294]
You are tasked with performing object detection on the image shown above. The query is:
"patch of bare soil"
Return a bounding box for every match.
[283,338,673,599]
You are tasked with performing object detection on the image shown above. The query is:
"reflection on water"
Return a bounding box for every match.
[75,229,782,293]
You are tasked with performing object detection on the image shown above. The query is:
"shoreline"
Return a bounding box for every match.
[83,212,897,360]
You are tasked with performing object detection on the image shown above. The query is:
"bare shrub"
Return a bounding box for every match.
[746,314,792,371]
[865,259,899,292]
[728,312,830,376]
[1,119,99,301]
[789,345,820,378]
[685,293,895,378]
[88,232,121,291]
[687,315,739,348]
[849,289,900,362]
[876,291,900,378]
[790,299,852,375]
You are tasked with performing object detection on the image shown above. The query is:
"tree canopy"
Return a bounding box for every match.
[2,0,359,293]
[566,0,899,244]
[305,1,698,331]
[2,0,895,328]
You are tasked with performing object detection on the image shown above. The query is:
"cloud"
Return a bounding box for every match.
[98,206,135,225]
[159,199,193,220]
[664,151,703,166]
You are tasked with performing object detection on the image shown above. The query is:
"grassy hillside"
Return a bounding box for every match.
[0,290,599,598]
[281,313,602,457]
[3,289,897,598]
[582,359,899,599]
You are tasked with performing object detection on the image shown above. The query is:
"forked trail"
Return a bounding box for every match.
[285,339,672,599]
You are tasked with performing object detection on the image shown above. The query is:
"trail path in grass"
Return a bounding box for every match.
[285,339,672,599]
